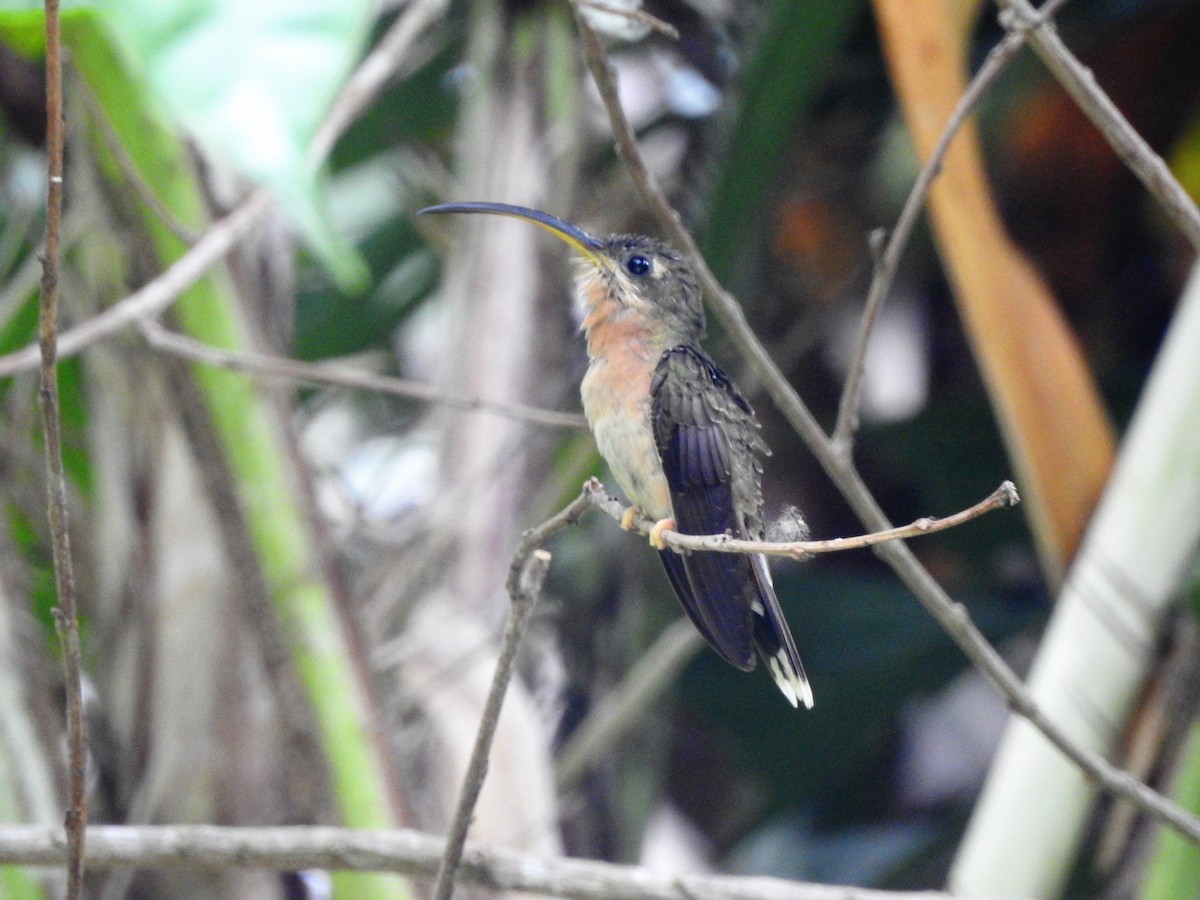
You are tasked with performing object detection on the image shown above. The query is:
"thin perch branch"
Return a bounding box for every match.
[585,479,1019,560]
[555,479,1014,790]
[39,0,86,895]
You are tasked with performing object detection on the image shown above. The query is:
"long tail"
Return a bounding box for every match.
[749,553,813,709]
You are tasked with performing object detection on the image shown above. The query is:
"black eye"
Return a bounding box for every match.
[625,254,651,277]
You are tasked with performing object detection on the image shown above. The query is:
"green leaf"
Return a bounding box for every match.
[296,217,438,360]
[97,0,373,287]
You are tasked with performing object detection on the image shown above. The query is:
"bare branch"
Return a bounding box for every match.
[573,8,1200,850]
[576,14,689,251]
[832,15,1043,449]
[586,480,1019,560]
[431,552,550,900]
[0,192,272,378]
[39,0,86,895]
[0,824,960,900]
[827,0,1077,449]
[432,488,595,900]
[140,321,589,430]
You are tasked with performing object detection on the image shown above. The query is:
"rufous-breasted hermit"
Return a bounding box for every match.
[420,202,812,709]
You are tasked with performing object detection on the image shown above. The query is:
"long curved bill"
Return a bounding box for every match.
[419,202,608,267]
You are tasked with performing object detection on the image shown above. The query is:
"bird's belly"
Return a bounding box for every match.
[582,368,673,521]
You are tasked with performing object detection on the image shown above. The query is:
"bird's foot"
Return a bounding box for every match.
[619,507,641,531]
[648,517,677,550]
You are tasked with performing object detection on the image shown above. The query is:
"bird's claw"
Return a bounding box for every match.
[619,507,640,531]
[649,517,677,550]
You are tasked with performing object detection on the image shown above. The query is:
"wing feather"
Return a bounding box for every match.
[651,345,813,706]
[651,346,757,669]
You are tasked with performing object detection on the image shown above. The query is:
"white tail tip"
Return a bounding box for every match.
[768,650,814,710]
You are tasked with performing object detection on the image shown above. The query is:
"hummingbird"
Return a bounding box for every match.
[420,202,812,709]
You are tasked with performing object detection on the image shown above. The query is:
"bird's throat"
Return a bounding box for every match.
[577,280,672,520]
[577,274,662,363]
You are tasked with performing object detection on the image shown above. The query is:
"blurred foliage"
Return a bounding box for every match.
[2,0,1200,895]
[2,3,417,896]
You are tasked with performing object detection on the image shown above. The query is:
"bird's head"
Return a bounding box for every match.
[419,202,705,345]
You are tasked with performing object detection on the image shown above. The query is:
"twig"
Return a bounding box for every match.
[140,320,588,430]
[573,10,1200,849]
[0,192,272,378]
[39,0,86,895]
[310,0,451,165]
[432,489,594,900]
[432,551,550,900]
[585,479,1019,560]
[572,0,680,41]
[0,823,959,900]
[831,14,1045,449]
[991,0,1200,251]
[576,14,685,246]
